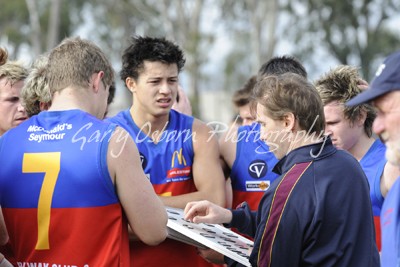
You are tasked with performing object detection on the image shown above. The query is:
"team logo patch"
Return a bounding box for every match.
[248,160,267,178]
[246,180,270,191]
[139,152,147,169]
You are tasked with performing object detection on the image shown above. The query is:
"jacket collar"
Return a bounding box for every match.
[273,137,336,175]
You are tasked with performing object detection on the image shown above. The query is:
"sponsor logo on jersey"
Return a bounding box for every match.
[171,148,187,168]
[27,123,72,133]
[246,180,270,191]
[27,123,73,143]
[167,148,191,180]
[248,160,268,178]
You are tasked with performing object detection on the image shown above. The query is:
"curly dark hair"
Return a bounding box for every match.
[120,36,186,84]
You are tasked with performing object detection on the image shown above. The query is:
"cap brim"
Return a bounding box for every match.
[346,88,387,106]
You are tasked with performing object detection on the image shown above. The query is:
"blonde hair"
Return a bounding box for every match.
[0,47,28,85]
[315,65,375,137]
[21,54,51,117]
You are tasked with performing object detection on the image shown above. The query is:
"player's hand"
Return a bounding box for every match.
[197,247,225,264]
[357,79,369,91]
[172,85,192,116]
[184,200,232,224]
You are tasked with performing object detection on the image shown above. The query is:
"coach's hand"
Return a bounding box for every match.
[184,200,232,225]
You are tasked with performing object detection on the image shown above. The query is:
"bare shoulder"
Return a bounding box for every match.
[108,126,137,158]
[106,126,139,183]
[219,124,239,146]
[191,118,218,143]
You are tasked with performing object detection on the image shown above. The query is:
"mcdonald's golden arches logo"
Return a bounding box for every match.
[171,148,187,168]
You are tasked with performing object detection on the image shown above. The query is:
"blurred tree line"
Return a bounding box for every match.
[1,0,399,118]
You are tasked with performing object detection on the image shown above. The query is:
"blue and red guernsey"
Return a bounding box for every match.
[108,109,196,198]
[380,177,400,266]
[0,110,130,267]
[230,123,279,210]
[360,139,386,251]
[109,109,209,267]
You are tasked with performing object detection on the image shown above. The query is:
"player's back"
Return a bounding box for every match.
[0,110,130,266]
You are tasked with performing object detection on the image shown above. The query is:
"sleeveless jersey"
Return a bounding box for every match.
[109,109,212,267]
[380,177,400,266]
[360,138,386,251]
[230,123,279,210]
[0,110,129,267]
[108,109,196,196]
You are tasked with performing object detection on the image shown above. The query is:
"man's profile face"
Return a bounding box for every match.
[373,91,400,166]
[323,101,363,153]
[238,103,256,126]
[256,103,289,160]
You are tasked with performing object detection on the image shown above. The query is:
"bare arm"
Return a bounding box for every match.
[381,161,400,197]
[108,127,168,245]
[218,128,239,209]
[224,178,233,209]
[160,120,226,208]
[218,127,238,178]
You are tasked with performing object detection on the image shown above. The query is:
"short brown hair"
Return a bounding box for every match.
[232,75,257,108]
[253,73,325,134]
[47,37,114,94]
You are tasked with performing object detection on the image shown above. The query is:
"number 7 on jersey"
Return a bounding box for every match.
[22,152,61,250]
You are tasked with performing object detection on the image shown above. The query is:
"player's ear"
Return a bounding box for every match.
[357,108,367,127]
[283,113,296,131]
[126,77,136,93]
[92,71,104,93]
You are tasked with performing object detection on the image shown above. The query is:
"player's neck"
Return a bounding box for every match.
[49,87,92,114]
[349,134,376,161]
[129,106,170,143]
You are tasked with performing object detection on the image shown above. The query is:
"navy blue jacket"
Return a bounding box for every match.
[227,138,380,267]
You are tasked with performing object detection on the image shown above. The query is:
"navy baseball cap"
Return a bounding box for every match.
[347,50,400,106]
